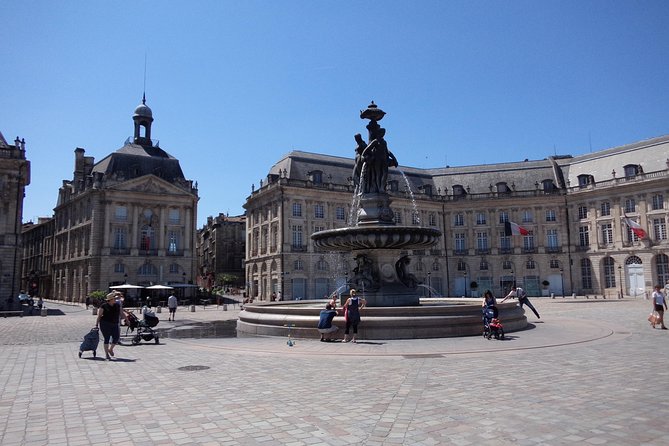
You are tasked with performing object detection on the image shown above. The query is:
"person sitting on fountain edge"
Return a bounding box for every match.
[317,303,339,342]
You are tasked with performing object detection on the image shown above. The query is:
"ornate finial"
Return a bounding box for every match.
[360,101,386,121]
[142,92,146,105]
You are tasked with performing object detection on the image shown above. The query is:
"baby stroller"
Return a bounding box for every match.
[482,306,505,340]
[125,311,160,345]
[79,327,100,358]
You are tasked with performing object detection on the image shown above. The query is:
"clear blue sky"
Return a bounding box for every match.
[2,1,668,227]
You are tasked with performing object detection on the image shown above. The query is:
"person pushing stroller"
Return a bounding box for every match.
[481,290,504,340]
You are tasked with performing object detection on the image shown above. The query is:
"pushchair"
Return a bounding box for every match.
[482,306,505,340]
[79,327,100,358]
[125,311,160,345]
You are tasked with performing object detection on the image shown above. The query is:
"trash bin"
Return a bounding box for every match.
[190,305,196,312]
[223,304,228,311]
[41,308,47,317]
[156,306,162,313]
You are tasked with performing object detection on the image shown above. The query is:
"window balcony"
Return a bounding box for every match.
[545,246,562,253]
[575,245,590,252]
[475,249,490,255]
[522,247,537,254]
[454,249,468,256]
[499,248,514,254]
[110,248,130,255]
[291,245,307,252]
[139,249,158,256]
[429,249,442,256]
[166,250,184,256]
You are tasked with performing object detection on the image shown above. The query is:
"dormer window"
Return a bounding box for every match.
[452,185,467,198]
[309,170,323,184]
[542,179,556,192]
[496,182,510,194]
[577,174,594,187]
[623,164,641,178]
[421,185,433,196]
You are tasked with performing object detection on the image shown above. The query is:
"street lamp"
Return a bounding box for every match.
[559,268,564,298]
[427,272,432,298]
[618,265,623,298]
[463,271,468,297]
[124,273,128,284]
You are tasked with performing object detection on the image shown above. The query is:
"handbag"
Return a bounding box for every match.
[648,311,660,325]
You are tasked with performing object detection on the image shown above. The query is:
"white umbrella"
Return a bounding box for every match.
[110,284,144,289]
[146,285,174,290]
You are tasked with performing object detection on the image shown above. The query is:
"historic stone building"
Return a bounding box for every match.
[50,98,199,302]
[21,217,55,298]
[244,136,669,300]
[196,213,246,289]
[0,132,30,303]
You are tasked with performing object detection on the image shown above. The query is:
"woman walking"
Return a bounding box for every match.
[343,289,366,343]
[96,292,122,360]
[651,285,667,329]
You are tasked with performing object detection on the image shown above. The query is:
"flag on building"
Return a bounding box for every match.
[504,221,530,236]
[623,215,647,239]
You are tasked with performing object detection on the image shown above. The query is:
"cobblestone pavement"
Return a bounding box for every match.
[1,297,668,445]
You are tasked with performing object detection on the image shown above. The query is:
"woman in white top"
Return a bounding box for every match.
[651,285,667,329]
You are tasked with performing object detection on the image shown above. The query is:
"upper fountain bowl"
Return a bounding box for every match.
[311,225,441,251]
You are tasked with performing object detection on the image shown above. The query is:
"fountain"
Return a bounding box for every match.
[237,102,528,339]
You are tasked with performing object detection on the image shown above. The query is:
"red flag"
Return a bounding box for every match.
[624,215,646,239]
[504,221,530,236]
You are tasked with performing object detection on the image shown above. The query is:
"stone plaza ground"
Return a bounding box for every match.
[1,296,668,445]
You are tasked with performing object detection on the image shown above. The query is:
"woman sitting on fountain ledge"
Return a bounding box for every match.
[343,289,366,343]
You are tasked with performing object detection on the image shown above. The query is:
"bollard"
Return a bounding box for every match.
[223,304,228,311]
[40,308,47,317]
[572,293,576,299]
[190,305,196,312]
[92,307,97,316]
[156,306,162,313]
[551,293,555,299]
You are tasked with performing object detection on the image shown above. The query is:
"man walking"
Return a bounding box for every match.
[167,293,178,321]
[502,285,540,319]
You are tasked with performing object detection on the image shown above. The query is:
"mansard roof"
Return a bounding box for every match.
[92,142,185,183]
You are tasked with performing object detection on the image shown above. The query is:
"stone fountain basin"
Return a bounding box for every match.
[312,225,442,251]
[237,299,528,340]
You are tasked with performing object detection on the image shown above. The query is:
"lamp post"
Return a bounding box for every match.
[124,273,128,284]
[618,265,623,298]
[463,271,468,297]
[427,272,432,298]
[559,268,564,298]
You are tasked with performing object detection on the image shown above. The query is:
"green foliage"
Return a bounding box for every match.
[217,273,239,285]
[88,290,107,308]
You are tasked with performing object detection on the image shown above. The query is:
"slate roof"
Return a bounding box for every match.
[92,142,185,182]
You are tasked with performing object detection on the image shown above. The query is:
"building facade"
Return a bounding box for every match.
[48,99,199,302]
[21,217,55,298]
[196,213,246,289]
[244,136,669,300]
[0,132,30,302]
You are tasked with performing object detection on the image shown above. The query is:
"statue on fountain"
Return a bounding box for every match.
[353,102,398,195]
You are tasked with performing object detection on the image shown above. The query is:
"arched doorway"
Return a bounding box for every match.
[625,256,644,297]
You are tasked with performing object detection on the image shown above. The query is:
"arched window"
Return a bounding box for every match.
[526,259,536,269]
[577,174,595,187]
[293,259,304,271]
[138,263,157,276]
[479,260,489,271]
[452,185,467,198]
[581,258,593,289]
[603,257,616,288]
[542,179,556,192]
[316,259,329,271]
[457,261,467,271]
[432,262,439,271]
[496,182,510,194]
[626,256,642,265]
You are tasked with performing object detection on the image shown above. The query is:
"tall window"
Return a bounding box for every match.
[139,263,157,276]
[579,226,590,247]
[601,223,614,245]
[314,225,325,233]
[624,198,636,213]
[653,218,667,241]
[412,212,420,225]
[603,257,616,288]
[476,212,487,225]
[657,254,669,286]
[394,211,402,224]
[169,263,179,273]
[454,233,466,252]
[545,209,556,222]
[169,208,180,224]
[428,213,436,227]
[522,210,533,223]
[523,234,535,251]
[625,220,641,243]
[292,225,303,247]
[479,260,489,271]
[499,211,509,224]
[140,226,155,250]
[314,204,324,219]
[457,261,467,272]
[581,258,593,289]
[316,259,328,271]
[526,260,536,269]
[550,259,560,269]
[113,228,126,249]
[652,194,665,210]
[476,232,488,251]
[294,259,304,270]
[115,206,128,221]
[547,229,558,248]
[292,203,302,217]
[578,205,588,220]
[454,213,464,226]
[114,263,125,273]
[336,207,346,220]
[499,231,511,251]
[600,201,611,217]
[167,231,179,253]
